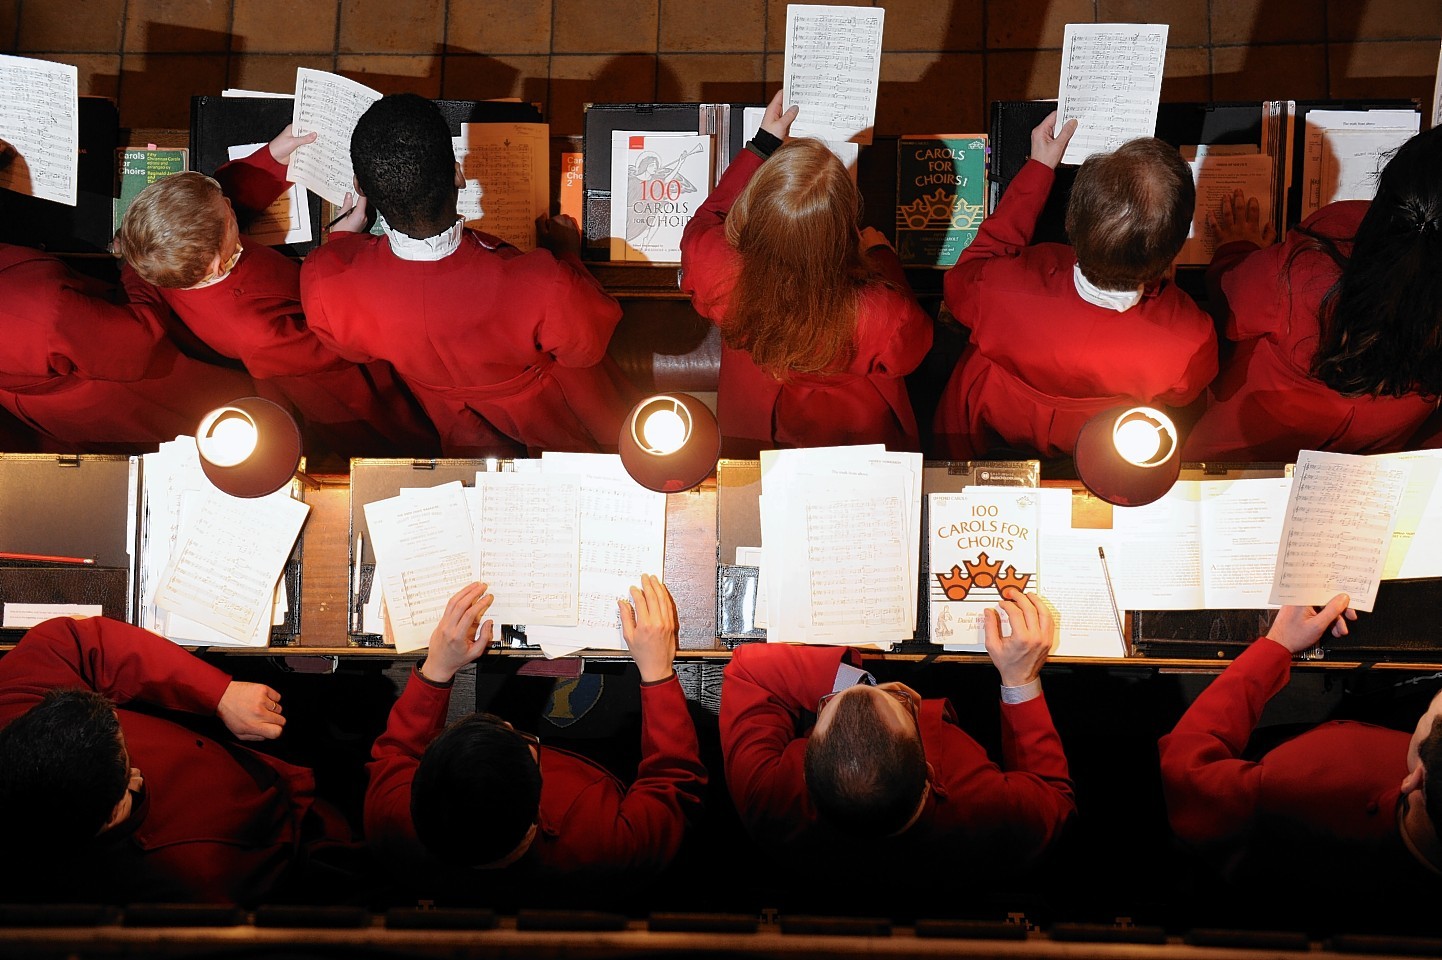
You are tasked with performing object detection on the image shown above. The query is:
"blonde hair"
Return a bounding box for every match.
[114,171,228,288]
[722,138,872,377]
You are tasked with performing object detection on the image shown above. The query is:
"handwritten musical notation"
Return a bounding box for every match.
[1270,451,1409,612]
[0,55,79,206]
[454,122,549,252]
[783,4,885,144]
[1056,23,1169,165]
[472,473,581,627]
[364,481,477,653]
[287,68,382,206]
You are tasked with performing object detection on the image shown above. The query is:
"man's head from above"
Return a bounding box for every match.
[1066,136,1194,292]
[1406,690,1442,838]
[0,690,140,849]
[804,681,930,838]
[115,172,240,289]
[412,712,543,869]
[351,93,463,241]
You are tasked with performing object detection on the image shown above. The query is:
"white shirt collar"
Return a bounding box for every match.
[1073,263,1143,312]
[384,218,464,261]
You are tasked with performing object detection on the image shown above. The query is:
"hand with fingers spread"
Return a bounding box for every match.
[759,89,800,142]
[1266,593,1354,654]
[267,124,318,165]
[421,582,496,684]
[218,681,286,741]
[983,588,1056,688]
[1030,111,1078,169]
[618,573,679,683]
[1208,188,1275,248]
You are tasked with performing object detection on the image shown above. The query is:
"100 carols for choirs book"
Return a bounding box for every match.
[928,488,1039,650]
[895,134,987,268]
[608,131,712,262]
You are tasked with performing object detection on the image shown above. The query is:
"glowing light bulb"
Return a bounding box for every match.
[198,410,258,467]
[642,408,688,454]
[1114,418,1161,465]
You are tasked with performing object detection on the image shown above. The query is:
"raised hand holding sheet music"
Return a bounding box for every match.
[1056,23,1168,165]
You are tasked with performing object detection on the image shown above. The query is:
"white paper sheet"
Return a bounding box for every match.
[287,68,382,206]
[1056,23,1169,165]
[782,4,884,144]
[1319,127,1413,206]
[3,603,103,629]
[1035,487,1127,657]
[740,106,859,173]
[453,122,549,251]
[0,55,79,206]
[471,472,581,628]
[364,481,477,653]
[1299,110,1419,218]
[1110,484,1205,611]
[227,142,312,245]
[153,488,308,645]
[1434,41,1442,130]
[1270,451,1409,612]
[1179,153,1274,265]
[1199,478,1290,609]
[1377,450,1442,580]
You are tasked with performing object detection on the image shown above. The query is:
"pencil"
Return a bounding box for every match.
[0,552,95,565]
[1098,546,1126,650]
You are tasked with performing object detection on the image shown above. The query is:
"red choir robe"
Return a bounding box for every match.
[301,226,634,458]
[0,617,354,904]
[1182,202,1437,462]
[681,148,933,456]
[933,159,1218,459]
[0,243,255,453]
[122,146,439,458]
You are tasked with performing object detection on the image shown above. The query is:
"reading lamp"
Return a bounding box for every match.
[1074,405,1181,507]
[195,397,302,498]
[618,393,720,493]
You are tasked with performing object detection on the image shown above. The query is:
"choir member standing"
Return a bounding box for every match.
[115,126,439,460]
[680,91,933,457]
[301,94,634,458]
[1183,126,1442,462]
[931,114,1217,459]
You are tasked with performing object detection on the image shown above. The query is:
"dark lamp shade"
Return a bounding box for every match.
[1074,405,1181,507]
[618,393,720,493]
[195,397,302,498]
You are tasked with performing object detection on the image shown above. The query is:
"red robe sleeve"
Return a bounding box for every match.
[719,643,849,840]
[363,667,448,857]
[0,617,232,723]
[942,158,1054,318]
[992,693,1077,854]
[1158,637,1291,848]
[1205,239,1272,341]
[533,250,625,369]
[864,245,934,378]
[678,148,763,322]
[213,145,290,225]
[42,261,170,383]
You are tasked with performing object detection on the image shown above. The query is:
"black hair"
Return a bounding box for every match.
[1417,714,1442,839]
[1305,126,1442,399]
[411,713,542,867]
[350,93,457,239]
[0,689,128,848]
[1066,137,1195,290]
[803,693,927,837]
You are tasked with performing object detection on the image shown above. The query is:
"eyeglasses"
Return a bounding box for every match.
[817,686,917,715]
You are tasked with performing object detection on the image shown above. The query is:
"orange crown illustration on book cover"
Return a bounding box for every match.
[935,551,1033,601]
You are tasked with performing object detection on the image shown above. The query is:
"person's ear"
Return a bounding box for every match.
[1402,762,1426,796]
[454,161,466,190]
[352,176,366,198]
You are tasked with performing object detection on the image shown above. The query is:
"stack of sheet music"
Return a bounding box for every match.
[136,438,307,647]
[755,446,922,650]
[363,454,666,658]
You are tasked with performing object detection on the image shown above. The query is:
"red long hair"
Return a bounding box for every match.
[722,139,873,377]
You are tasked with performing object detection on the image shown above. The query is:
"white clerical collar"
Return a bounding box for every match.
[1073,263,1143,312]
[384,218,464,261]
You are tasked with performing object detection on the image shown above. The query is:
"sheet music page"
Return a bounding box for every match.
[0,55,79,206]
[767,474,911,647]
[154,488,308,645]
[364,481,477,653]
[287,68,382,206]
[527,453,667,657]
[137,438,213,632]
[1270,451,1408,612]
[1033,488,1125,658]
[471,472,580,628]
[1199,477,1290,609]
[1056,23,1169,165]
[453,122,549,251]
[1178,153,1274,265]
[1319,127,1414,206]
[228,142,312,245]
[740,105,860,172]
[782,4,884,144]
[1110,481,1206,611]
[1377,450,1442,580]
[1299,110,1419,218]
